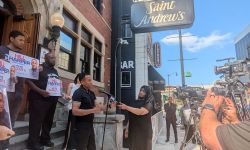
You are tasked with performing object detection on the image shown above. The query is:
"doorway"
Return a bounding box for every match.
[0,0,40,120]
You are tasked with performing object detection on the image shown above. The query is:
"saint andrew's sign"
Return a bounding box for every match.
[131,0,195,33]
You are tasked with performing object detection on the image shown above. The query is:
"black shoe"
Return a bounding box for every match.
[40,141,54,147]
[165,139,169,142]
[27,144,44,150]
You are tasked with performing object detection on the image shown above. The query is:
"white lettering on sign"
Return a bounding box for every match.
[121,61,135,69]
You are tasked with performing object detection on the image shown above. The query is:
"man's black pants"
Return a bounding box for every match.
[71,122,96,150]
[28,97,57,146]
[166,119,178,141]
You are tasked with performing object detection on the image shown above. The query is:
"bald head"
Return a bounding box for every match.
[45,52,56,66]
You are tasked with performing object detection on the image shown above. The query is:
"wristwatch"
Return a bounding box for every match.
[202,104,216,113]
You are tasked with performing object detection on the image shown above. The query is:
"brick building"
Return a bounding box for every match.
[0,0,114,148]
[0,0,111,119]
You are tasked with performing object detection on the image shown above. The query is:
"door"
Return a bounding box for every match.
[2,14,40,119]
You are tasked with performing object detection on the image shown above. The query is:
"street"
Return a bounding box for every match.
[154,122,200,150]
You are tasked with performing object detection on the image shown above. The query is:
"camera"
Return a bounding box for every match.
[214,59,250,78]
[176,86,207,101]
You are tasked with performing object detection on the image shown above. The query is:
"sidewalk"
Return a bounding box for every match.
[153,121,201,150]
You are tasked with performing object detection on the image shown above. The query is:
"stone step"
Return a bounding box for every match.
[9,126,65,150]
[45,137,65,150]
[13,121,56,137]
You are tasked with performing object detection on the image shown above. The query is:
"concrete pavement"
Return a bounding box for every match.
[153,122,202,150]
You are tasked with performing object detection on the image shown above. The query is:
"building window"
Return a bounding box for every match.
[81,27,92,43]
[80,44,91,74]
[121,71,131,87]
[93,52,101,81]
[63,10,77,32]
[94,39,102,52]
[91,0,103,14]
[123,23,132,39]
[59,31,75,72]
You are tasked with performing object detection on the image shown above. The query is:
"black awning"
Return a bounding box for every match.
[148,65,165,91]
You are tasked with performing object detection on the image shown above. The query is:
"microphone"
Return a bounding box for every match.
[99,89,121,105]
[99,90,112,96]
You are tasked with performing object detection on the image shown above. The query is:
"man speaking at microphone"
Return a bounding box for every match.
[68,72,104,150]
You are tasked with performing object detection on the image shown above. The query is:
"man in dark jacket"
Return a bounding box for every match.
[164,97,178,143]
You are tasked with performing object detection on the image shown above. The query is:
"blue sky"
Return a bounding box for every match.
[153,0,250,86]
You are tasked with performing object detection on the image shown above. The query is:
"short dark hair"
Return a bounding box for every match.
[74,73,82,84]
[78,72,90,82]
[9,30,25,39]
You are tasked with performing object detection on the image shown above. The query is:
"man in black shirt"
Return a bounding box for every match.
[0,30,25,127]
[68,72,102,150]
[164,97,178,143]
[0,30,25,150]
[26,52,60,150]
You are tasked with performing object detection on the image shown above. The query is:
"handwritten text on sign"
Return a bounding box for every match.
[46,77,62,96]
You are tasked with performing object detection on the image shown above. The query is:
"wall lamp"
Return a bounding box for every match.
[43,12,65,49]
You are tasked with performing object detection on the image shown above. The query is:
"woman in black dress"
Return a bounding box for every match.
[118,85,154,150]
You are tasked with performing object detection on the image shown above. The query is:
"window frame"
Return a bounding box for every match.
[58,29,76,73]
[63,9,78,32]
[81,26,92,44]
[121,71,131,87]
[79,43,91,74]
[91,0,103,14]
[93,51,102,82]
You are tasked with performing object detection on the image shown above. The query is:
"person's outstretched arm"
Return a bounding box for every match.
[118,102,152,116]
[199,91,223,150]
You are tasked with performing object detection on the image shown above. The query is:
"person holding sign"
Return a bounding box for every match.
[0,90,14,149]
[0,31,25,149]
[0,31,26,128]
[26,52,60,150]
[0,125,15,141]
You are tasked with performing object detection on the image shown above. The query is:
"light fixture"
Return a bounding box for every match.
[43,12,65,49]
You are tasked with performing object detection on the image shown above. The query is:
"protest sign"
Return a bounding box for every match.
[0,88,12,129]
[8,51,39,79]
[46,77,62,96]
[0,59,15,92]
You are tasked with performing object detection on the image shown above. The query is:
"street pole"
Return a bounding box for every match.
[178,29,185,87]
[167,74,170,96]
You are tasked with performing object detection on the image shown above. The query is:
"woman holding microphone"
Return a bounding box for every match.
[118,85,154,150]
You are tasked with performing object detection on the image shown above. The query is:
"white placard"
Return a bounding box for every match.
[0,59,15,92]
[8,51,39,79]
[46,77,62,96]
[0,88,12,129]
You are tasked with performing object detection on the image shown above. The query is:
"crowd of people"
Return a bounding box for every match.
[0,30,250,150]
[0,30,156,150]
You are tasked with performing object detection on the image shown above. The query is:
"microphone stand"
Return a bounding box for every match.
[101,94,112,150]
